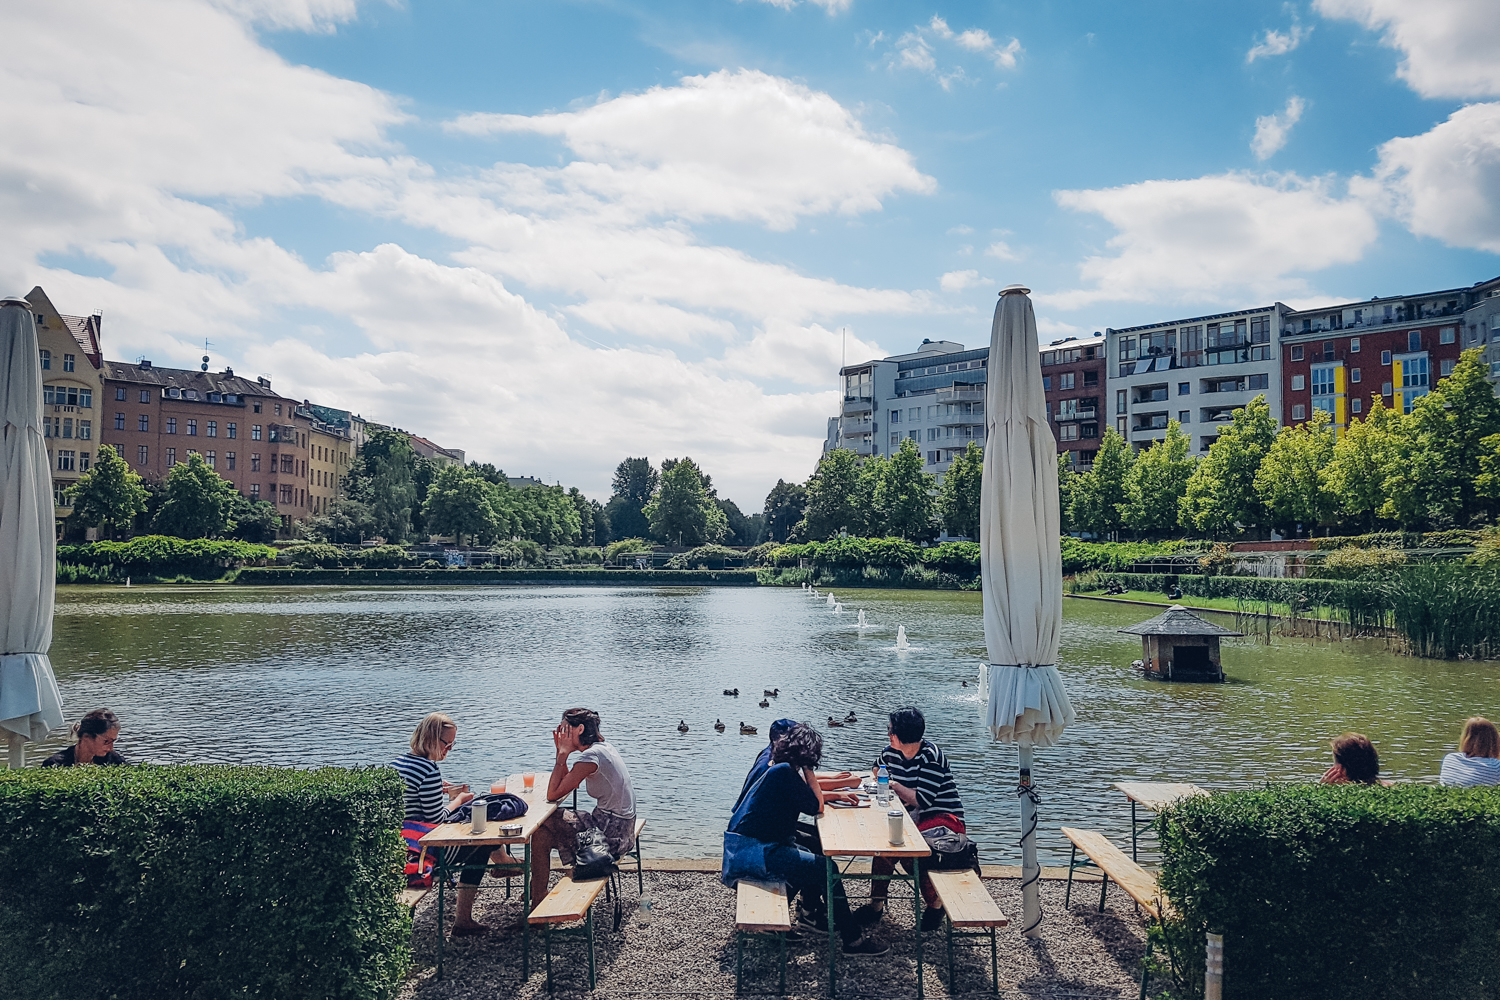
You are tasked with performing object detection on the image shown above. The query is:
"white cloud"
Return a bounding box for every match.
[1048,172,1377,308]
[744,0,851,11]
[1314,0,1500,99]
[1353,102,1500,253]
[209,0,365,31]
[1246,21,1311,62]
[947,224,974,235]
[0,1,940,507]
[984,241,1021,260]
[1252,96,1306,160]
[939,269,992,292]
[888,16,1022,87]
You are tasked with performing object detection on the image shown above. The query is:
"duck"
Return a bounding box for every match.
[723,688,739,696]
[714,719,726,733]
[961,680,968,688]
[763,688,779,698]
[827,716,843,728]
[844,711,857,724]
[739,722,757,735]
[758,698,770,708]
[677,720,689,733]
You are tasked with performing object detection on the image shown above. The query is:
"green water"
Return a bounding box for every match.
[38,585,1500,863]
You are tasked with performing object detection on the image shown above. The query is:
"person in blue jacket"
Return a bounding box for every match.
[722,723,887,956]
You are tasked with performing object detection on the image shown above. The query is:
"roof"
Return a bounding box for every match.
[101,360,288,401]
[1108,305,1282,337]
[58,313,102,361]
[1118,605,1244,637]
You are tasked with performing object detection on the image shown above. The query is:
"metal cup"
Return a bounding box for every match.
[470,801,487,834]
[887,809,904,845]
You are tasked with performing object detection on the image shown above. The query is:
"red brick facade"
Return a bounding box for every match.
[1041,335,1106,468]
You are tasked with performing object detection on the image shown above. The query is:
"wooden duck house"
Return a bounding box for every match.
[1119,605,1241,683]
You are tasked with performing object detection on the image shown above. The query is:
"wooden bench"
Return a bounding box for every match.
[734,879,791,995]
[1061,827,1168,1000]
[398,887,430,911]
[530,876,611,993]
[626,816,647,894]
[928,870,1008,994]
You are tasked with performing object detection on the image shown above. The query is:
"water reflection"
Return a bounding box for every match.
[42,585,1498,863]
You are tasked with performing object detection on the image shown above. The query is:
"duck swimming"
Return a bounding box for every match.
[724,688,739,696]
[758,698,770,708]
[826,716,843,728]
[714,719,726,732]
[763,688,779,698]
[677,720,689,733]
[844,711,857,724]
[739,722,757,735]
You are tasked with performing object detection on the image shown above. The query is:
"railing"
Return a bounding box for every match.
[841,397,873,415]
[1056,407,1097,421]
[934,386,986,402]
[1133,417,1169,432]
[1132,390,1168,404]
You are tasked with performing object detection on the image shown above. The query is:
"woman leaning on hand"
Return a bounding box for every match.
[42,709,126,767]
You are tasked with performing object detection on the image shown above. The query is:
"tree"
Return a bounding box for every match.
[851,454,889,537]
[1179,394,1277,536]
[796,449,863,540]
[1321,397,1401,531]
[937,441,984,539]
[423,465,501,544]
[762,479,806,543]
[874,438,936,540]
[152,454,237,538]
[1121,421,1195,537]
[1057,453,1077,535]
[301,497,375,544]
[717,498,758,546]
[63,444,147,538]
[1381,350,1500,529]
[606,457,657,540]
[643,457,726,546]
[1069,428,1133,538]
[409,457,437,536]
[349,430,418,542]
[228,493,282,543]
[567,487,597,546]
[591,500,613,545]
[1254,408,1337,533]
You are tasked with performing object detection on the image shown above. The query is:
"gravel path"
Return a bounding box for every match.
[400,872,1159,999]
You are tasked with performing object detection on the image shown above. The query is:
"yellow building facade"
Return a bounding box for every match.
[308,417,351,516]
[26,287,105,523]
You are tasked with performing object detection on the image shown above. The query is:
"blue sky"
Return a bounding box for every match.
[5,0,1498,507]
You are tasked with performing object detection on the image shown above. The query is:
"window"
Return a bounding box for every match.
[252,403,261,414]
[1247,373,1269,390]
[138,445,149,466]
[79,388,91,408]
[1178,382,1190,395]
[166,417,176,434]
[1440,327,1456,344]
[1322,341,1335,361]
[207,421,217,438]
[1041,351,1056,366]
[137,414,149,432]
[1311,366,1336,396]
[890,432,900,448]
[115,386,125,401]
[1382,381,1393,396]
[80,451,91,471]
[1350,368,1361,383]
[1117,416,1127,434]
[279,485,293,505]
[1083,370,1099,387]
[114,412,125,430]
[1441,358,1456,376]
[205,450,216,468]
[166,448,175,466]
[251,454,261,472]
[1291,375,1305,391]
[1408,331,1421,352]
[1118,336,1137,360]
[43,416,53,438]
[250,484,260,499]
[251,424,262,440]
[1402,355,1430,388]
[1381,350,1392,365]
[139,390,149,403]
[1059,424,1080,441]
[227,422,236,439]
[226,451,236,470]
[274,404,282,416]
[1351,397,1363,414]
[1292,404,1306,420]
[38,349,50,370]
[78,420,90,440]
[61,417,72,439]
[1115,389,1127,413]
[56,450,75,471]
[1041,376,1051,391]
[1058,372,1075,390]
[926,451,939,465]
[908,430,919,442]
[186,419,196,436]
[889,410,901,424]
[1179,410,1191,423]
[1350,337,1361,353]
[908,407,920,421]
[63,353,75,372]
[1402,389,1428,414]
[1291,346,1304,361]
[926,428,939,442]
[1313,398,1335,416]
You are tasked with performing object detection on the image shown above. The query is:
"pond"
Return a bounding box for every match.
[38,584,1500,864]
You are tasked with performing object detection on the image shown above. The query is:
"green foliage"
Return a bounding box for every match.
[1120,421,1195,537]
[796,448,863,540]
[1385,560,1500,658]
[301,497,375,544]
[606,457,657,540]
[422,464,502,543]
[283,542,347,568]
[1068,428,1132,537]
[1158,784,1500,1000]
[491,539,543,566]
[936,441,984,539]
[762,479,807,543]
[1056,452,1077,535]
[354,544,413,569]
[604,537,651,561]
[1311,544,1407,579]
[228,493,281,543]
[665,544,743,568]
[1059,538,1193,573]
[238,567,758,585]
[1255,407,1338,531]
[743,541,783,565]
[922,540,981,571]
[348,430,418,543]
[770,536,924,568]
[0,764,409,1000]
[500,484,583,547]
[643,456,726,546]
[875,438,936,540]
[1180,394,1277,536]
[62,444,147,536]
[1322,396,1402,530]
[57,536,276,580]
[152,454,237,539]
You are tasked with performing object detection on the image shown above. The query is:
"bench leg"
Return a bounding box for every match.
[778,930,787,995]
[990,926,998,995]
[1099,872,1110,912]
[1065,844,1077,908]
[436,869,447,980]
[913,856,922,1000]
[544,923,554,993]
[523,842,532,979]
[945,912,955,992]
[826,858,837,998]
[586,907,597,991]
[633,833,645,895]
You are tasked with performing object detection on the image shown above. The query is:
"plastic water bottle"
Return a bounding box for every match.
[636,894,654,927]
[876,765,890,805]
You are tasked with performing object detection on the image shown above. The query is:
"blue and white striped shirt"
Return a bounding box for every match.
[1439,752,1500,787]
[391,753,453,824]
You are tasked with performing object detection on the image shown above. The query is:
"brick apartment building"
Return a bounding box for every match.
[1040,334,1105,468]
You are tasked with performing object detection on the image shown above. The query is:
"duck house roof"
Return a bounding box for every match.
[1118,605,1244,638]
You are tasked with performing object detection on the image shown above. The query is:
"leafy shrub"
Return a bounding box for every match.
[922,541,981,571]
[1385,560,1500,658]
[1308,545,1407,579]
[1158,784,1500,1000]
[554,545,603,565]
[56,536,276,579]
[1313,529,1483,551]
[1469,527,1500,567]
[604,537,651,561]
[666,544,743,568]
[0,765,409,1000]
[491,539,543,566]
[282,542,348,568]
[743,541,782,565]
[353,545,411,569]
[56,562,117,584]
[1060,538,1196,573]
[420,558,443,568]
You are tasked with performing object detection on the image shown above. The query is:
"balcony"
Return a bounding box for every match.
[934,386,985,403]
[841,396,873,416]
[1132,389,1168,404]
[1132,415,1169,433]
[938,411,985,427]
[848,439,874,456]
[841,418,873,435]
[1056,407,1097,421]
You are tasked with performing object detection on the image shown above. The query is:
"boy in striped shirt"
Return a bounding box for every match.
[857,706,968,932]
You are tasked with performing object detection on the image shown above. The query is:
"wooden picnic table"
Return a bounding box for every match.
[419,774,558,980]
[1110,781,1208,861]
[816,796,931,999]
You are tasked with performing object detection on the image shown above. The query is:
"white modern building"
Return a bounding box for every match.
[1463,275,1500,392]
[1107,304,1289,453]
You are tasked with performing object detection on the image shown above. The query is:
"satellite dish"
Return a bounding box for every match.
[201,363,209,371]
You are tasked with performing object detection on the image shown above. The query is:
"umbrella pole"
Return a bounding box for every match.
[1018,740,1041,937]
[6,732,23,769]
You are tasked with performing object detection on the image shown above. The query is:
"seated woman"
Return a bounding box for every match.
[1440,717,1500,786]
[1318,732,1387,785]
[391,713,490,937]
[529,708,637,906]
[42,709,126,767]
[722,723,887,957]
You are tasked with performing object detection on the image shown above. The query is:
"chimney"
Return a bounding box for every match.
[257,376,270,388]
[222,367,234,377]
[140,359,152,370]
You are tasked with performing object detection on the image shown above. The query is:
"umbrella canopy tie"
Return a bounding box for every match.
[1014,777,1043,935]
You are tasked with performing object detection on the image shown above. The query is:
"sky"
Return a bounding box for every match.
[5,0,1500,510]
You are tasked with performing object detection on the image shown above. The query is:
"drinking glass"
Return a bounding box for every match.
[490,779,507,795]
[523,772,536,792]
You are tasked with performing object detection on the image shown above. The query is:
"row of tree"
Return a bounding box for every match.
[64,447,281,542]
[602,456,763,547]
[1063,350,1500,538]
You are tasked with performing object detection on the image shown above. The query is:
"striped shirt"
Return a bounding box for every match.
[391,753,453,824]
[1439,752,1500,787]
[875,740,964,823]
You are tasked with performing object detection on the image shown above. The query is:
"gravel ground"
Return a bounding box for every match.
[400,871,1158,1000]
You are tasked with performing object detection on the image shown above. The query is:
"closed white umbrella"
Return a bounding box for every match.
[0,297,64,768]
[977,284,1075,937]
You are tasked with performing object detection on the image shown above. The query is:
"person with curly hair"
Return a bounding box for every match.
[722,723,887,956]
[1319,733,1387,785]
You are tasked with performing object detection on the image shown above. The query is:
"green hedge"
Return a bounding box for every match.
[756,565,981,591]
[1158,784,1500,1000]
[236,567,759,585]
[1311,529,1483,551]
[56,536,277,580]
[1059,538,1197,573]
[0,765,409,1000]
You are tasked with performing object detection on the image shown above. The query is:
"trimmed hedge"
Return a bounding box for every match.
[1158,784,1500,1000]
[1059,538,1197,573]
[0,765,409,1000]
[756,565,981,591]
[57,536,277,580]
[236,567,759,585]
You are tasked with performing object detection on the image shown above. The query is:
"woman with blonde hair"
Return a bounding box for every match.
[391,712,491,936]
[1439,717,1500,787]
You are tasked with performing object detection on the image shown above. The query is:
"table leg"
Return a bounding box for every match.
[1131,800,1139,862]
[523,841,532,980]
[826,856,837,998]
[913,856,923,1000]
[436,863,447,980]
